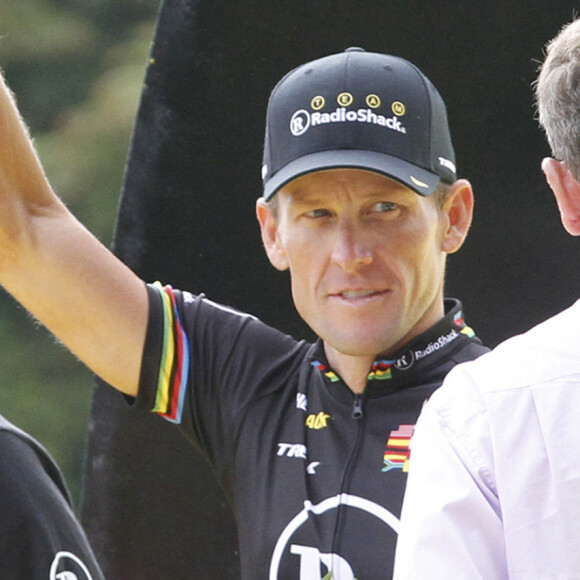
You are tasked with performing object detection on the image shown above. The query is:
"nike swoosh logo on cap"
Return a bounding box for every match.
[410,176,429,188]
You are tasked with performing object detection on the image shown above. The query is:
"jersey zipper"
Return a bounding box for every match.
[352,393,363,419]
[331,392,366,560]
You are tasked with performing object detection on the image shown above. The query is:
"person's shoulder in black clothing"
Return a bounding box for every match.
[0,415,104,580]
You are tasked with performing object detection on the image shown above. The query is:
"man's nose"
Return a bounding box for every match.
[330,223,373,271]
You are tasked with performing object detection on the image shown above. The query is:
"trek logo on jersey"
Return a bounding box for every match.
[382,425,414,473]
[305,412,331,430]
[277,443,307,459]
[50,551,94,580]
[307,461,321,475]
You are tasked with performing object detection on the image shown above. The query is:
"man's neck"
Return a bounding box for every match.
[323,345,374,394]
[322,303,448,394]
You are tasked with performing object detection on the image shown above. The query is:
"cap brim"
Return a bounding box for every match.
[263,150,441,200]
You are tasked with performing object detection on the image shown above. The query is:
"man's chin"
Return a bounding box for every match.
[322,334,399,360]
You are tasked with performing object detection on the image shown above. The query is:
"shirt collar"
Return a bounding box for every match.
[308,298,481,389]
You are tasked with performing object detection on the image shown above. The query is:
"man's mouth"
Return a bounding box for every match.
[339,290,380,299]
[331,289,387,300]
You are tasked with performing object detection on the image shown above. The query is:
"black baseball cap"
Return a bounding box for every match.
[261,47,456,200]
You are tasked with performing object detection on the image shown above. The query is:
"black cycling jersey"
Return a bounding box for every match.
[0,415,104,580]
[135,284,488,579]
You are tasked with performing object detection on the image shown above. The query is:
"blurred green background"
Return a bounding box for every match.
[0,0,160,505]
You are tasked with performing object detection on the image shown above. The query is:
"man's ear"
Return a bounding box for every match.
[542,157,580,236]
[256,198,289,271]
[440,179,474,254]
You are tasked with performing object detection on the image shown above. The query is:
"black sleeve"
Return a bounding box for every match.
[0,429,104,580]
[134,284,309,471]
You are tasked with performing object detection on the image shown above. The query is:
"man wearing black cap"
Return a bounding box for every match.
[0,48,486,578]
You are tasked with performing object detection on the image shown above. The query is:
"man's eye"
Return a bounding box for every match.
[305,208,332,218]
[372,201,397,212]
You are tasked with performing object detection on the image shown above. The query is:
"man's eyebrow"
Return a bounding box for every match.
[282,179,413,205]
[282,188,324,206]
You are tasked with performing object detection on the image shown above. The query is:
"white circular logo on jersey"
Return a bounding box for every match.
[269,493,399,579]
[290,109,311,136]
[394,351,415,371]
[50,551,94,580]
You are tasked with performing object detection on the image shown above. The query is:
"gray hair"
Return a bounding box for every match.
[536,19,580,180]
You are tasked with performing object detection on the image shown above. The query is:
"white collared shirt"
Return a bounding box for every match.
[394,298,580,579]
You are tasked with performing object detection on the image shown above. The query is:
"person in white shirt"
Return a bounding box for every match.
[393,18,580,580]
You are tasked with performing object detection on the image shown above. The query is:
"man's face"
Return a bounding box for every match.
[259,168,456,360]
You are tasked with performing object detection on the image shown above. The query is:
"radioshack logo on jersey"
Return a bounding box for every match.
[382,425,414,473]
[290,93,407,137]
[269,493,399,579]
[394,351,415,371]
[414,329,459,361]
[50,551,94,580]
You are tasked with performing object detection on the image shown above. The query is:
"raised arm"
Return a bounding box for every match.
[0,69,147,396]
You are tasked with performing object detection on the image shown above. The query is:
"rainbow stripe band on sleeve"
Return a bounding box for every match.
[150,282,190,424]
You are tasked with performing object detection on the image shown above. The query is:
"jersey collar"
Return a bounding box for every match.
[308,298,481,391]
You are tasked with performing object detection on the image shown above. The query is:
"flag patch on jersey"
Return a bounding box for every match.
[382,424,414,472]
